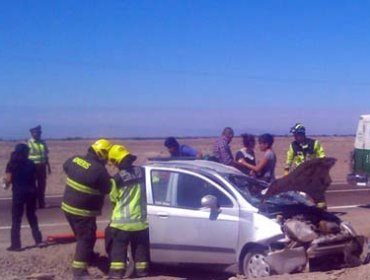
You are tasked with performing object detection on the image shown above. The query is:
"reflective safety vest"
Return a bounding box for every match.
[28,138,48,164]
[61,153,111,217]
[285,138,325,171]
[109,166,148,232]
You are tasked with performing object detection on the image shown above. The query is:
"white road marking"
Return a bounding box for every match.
[0,219,110,230]
[0,194,63,201]
[328,205,362,210]
[327,189,370,193]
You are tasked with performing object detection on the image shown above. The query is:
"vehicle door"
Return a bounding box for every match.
[147,169,239,264]
[354,116,370,174]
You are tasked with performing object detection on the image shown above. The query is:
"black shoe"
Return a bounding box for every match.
[73,275,91,280]
[105,269,125,279]
[135,270,149,278]
[6,246,22,252]
[73,271,91,280]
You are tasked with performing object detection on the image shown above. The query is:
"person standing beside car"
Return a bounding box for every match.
[284,123,325,174]
[106,145,150,279]
[61,139,112,280]
[238,133,276,183]
[284,123,326,209]
[213,127,239,167]
[27,125,51,209]
[235,133,256,176]
[3,143,43,251]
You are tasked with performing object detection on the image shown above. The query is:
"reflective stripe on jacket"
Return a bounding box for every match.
[109,166,148,232]
[285,138,325,171]
[61,152,111,217]
[28,138,48,164]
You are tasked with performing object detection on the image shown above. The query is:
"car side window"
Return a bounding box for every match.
[151,170,233,209]
[176,173,233,209]
[151,170,172,206]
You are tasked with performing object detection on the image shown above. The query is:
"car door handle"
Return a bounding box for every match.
[156,212,169,219]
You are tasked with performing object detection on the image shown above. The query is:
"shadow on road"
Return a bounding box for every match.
[149,263,234,280]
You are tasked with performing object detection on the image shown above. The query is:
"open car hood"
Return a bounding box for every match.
[263,157,337,202]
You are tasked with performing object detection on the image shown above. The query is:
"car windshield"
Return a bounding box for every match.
[224,173,311,208]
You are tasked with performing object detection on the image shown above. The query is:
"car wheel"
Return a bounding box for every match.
[242,248,271,278]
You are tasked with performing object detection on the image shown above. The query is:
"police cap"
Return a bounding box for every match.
[30,125,42,133]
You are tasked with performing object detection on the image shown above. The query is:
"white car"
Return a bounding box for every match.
[143,158,367,277]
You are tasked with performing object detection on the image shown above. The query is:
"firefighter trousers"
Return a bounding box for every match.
[108,227,150,277]
[65,213,97,276]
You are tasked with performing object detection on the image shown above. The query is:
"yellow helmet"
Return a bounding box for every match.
[108,144,130,166]
[91,139,112,160]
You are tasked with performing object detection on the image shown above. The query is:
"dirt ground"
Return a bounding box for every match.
[2,136,370,280]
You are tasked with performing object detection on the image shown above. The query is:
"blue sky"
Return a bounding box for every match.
[1,0,370,139]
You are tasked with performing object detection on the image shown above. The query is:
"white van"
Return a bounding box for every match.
[348,114,370,186]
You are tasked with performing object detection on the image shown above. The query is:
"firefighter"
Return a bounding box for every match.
[106,145,149,279]
[61,139,112,280]
[284,123,327,208]
[27,125,51,209]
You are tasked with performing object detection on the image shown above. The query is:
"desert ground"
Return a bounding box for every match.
[2,136,370,280]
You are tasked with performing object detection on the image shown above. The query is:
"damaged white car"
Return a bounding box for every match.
[144,158,368,277]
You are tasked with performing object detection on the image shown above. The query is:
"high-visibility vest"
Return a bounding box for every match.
[285,138,325,171]
[109,166,148,232]
[28,138,48,164]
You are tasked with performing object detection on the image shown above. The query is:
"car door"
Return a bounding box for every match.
[148,169,239,264]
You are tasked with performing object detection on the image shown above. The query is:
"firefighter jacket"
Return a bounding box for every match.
[109,166,148,232]
[28,138,49,165]
[61,152,111,217]
[285,138,325,171]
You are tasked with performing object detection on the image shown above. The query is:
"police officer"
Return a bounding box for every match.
[28,125,51,209]
[62,139,112,280]
[106,145,149,279]
[284,123,327,208]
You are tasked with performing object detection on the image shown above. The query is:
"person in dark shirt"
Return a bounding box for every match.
[3,143,43,251]
[235,133,256,175]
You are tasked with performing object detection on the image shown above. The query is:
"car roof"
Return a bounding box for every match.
[143,159,244,176]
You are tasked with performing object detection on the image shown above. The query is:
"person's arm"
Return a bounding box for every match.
[314,140,325,158]
[99,170,112,195]
[2,173,11,189]
[109,178,119,203]
[238,155,268,173]
[284,144,294,174]
[44,142,52,174]
[3,163,13,189]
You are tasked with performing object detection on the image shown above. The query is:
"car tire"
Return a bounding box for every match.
[241,248,271,278]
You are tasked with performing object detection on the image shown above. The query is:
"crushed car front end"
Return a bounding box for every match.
[225,173,368,277]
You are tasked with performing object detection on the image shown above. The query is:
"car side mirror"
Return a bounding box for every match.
[201,195,219,211]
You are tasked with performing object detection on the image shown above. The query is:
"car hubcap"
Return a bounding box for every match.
[247,253,270,277]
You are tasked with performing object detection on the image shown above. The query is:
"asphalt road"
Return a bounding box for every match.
[1,183,370,230]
